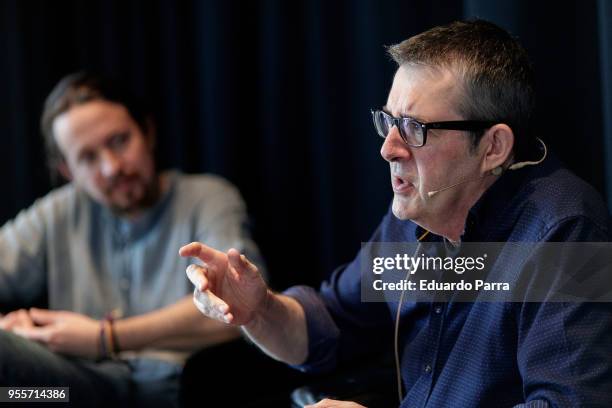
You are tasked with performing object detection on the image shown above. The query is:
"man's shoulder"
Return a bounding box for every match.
[175,172,234,188]
[0,183,80,234]
[25,183,79,217]
[169,171,244,209]
[174,172,239,196]
[44,182,77,200]
[499,157,609,240]
[528,164,606,222]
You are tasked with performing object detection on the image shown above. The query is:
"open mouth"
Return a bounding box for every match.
[113,178,134,192]
[103,176,139,197]
[391,175,415,194]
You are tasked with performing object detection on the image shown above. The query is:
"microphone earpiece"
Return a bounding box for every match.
[507,137,548,171]
[427,166,503,197]
[488,137,548,175]
[426,138,547,198]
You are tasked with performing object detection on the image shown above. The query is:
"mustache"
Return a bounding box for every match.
[390,162,409,175]
[102,173,140,193]
[390,164,417,183]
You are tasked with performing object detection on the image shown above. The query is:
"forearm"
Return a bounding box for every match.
[114,296,239,351]
[242,291,308,365]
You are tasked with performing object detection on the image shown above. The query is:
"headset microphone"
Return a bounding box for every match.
[427,171,496,198]
[426,138,547,198]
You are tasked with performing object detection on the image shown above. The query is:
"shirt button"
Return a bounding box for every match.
[424,364,432,373]
[434,306,442,314]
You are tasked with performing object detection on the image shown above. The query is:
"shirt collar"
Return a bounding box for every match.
[465,154,554,241]
[412,154,551,242]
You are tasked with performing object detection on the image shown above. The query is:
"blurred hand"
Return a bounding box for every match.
[305,399,367,408]
[179,242,269,326]
[13,308,99,358]
[0,309,35,331]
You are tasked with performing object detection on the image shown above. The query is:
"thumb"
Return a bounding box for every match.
[29,308,59,326]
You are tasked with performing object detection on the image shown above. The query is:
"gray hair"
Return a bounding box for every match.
[387,20,535,159]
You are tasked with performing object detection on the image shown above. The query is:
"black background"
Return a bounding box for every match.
[1,0,611,290]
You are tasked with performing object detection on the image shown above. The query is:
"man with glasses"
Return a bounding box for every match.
[182,20,612,407]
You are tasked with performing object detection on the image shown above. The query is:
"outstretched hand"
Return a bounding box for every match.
[179,242,269,326]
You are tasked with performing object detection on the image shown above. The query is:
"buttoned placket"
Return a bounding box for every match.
[401,240,447,408]
[116,220,132,312]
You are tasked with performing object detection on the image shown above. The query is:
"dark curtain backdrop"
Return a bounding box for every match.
[1,0,611,290]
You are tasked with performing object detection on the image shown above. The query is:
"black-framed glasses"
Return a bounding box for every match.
[371,109,496,147]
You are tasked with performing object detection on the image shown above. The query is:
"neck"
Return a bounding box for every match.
[418,176,496,241]
[424,207,470,242]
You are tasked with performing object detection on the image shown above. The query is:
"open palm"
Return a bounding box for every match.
[180,242,268,326]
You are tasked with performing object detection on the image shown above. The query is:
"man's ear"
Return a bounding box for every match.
[57,161,73,181]
[480,124,514,173]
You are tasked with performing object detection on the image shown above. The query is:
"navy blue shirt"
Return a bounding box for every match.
[285,155,612,407]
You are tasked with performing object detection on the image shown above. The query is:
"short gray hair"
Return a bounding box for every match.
[387,20,535,159]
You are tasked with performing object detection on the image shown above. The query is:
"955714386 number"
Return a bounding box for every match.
[0,387,69,402]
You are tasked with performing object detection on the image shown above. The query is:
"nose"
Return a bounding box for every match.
[380,126,412,163]
[99,149,121,178]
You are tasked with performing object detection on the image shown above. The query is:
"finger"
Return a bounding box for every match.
[224,312,234,324]
[13,326,52,343]
[0,311,16,329]
[16,309,34,328]
[0,315,9,330]
[179,242,224,264]
[193,288,229,317]
[305,399,341,408]
[192,288,232,323]
[186,264,209,291]
[1,310,33,330]
[29,308,59,326]
[227,248,259,278]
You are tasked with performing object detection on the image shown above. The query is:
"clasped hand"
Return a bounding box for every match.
[0,308,99,358]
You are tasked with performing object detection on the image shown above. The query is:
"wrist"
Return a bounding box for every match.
[243,289,274,331]
[98,319,112,360]
[98,316,121,360]
[106,315,121,355]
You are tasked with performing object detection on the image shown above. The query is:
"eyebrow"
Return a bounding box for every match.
[381,105,426,123]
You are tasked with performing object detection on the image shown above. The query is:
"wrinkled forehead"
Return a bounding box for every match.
[385,64,463,121]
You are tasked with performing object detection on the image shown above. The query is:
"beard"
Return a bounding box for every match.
[105,172,160,217]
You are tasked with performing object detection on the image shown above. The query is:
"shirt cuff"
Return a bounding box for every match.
[283,285,340,373]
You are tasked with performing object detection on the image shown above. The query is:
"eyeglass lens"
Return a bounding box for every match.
[372,111,424,146]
